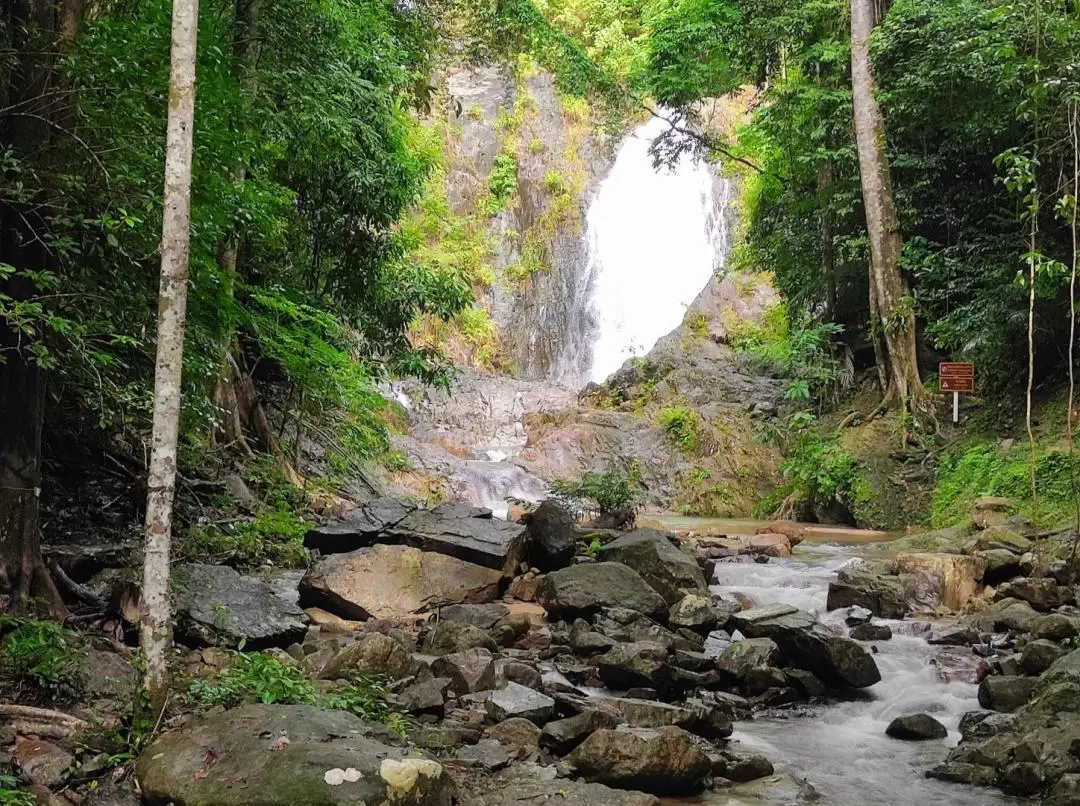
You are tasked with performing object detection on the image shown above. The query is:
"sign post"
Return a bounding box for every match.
[939,362,974,423]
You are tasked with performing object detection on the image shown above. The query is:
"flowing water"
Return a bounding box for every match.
[695,540,1016,806]
[584,115,731,383]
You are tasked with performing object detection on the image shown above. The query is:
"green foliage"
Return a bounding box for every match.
[550,466,645,526]
[933,441,1080,529]
[586,536,603,557]
[657,406,701,454]
[487,153,520,210]
[181,507,312,568]
[0,618,83,701]
[761,433,871,523]
[182,651,391,724]
[0,776,34,806]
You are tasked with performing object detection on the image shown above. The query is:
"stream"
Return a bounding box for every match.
[691,536,1016,805]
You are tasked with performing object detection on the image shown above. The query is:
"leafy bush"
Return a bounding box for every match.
[760,434,871,524]
[0,618,84,701]
[0,775,34,806]
[487,153,518,209]
[657,406,701,454]
[181,507,312,568]
[183,651,390,724]
[550,466,645,528]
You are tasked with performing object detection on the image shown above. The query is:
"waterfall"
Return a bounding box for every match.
[583,115,732,384]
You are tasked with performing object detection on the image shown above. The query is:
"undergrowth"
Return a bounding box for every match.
[0,617,84,702]
[932,440,1080,529]
[657,406,702,455]
[182,651,399,730]
[758,433,872,524]
[550,465,645,527]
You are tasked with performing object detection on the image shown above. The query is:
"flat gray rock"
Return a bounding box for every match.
[172,564,308,649]
[387,504,528,576]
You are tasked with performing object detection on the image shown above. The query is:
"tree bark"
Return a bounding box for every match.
[850,0,924,410]
[140,0,200,716]
[0,0,83,616]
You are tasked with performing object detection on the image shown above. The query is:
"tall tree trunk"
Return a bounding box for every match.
[0,0,82,616]
[140,0,200,716]
[850,0,924,410]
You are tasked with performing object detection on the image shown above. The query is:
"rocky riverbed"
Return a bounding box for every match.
[15,493,1080,805]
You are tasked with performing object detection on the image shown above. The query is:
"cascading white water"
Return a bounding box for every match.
[584,115,731,384]
[710,544,1015,806]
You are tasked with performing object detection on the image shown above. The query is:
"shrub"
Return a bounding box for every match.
[487,153,518,209]
[0,617,84,701]
[760,434,871,524]
[657,406,701,454]
[183,651,391,725]
[550,466,645,528]
[0,776,34,806]
[181,507,312,568]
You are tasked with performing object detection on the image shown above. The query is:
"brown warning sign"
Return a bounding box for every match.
[939,362,974,394]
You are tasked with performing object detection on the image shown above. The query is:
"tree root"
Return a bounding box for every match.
[0,705,88,728]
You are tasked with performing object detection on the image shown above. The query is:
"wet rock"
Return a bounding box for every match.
[136,704,451,806]
[977,676,1038,712]
[594,608,698,651]
[485,681,555,724]
[172,564,308,649]
[540,710,621,754]
[885,713,947,740]
[668,594,734,634]
[963,598,1041,634]
[606,698,694,730]
[598,530,707,604]
[523,500,577,572]
[536,563,668,621]
[432,648,496,695]
[303,498,415,553]
[730,606,880,689]
[927,624,979,646]
[1050,773,1080,804]
[566,727,712,795]
[299,544,502,620]
[1031,613,1079,642]
[717,638,780,678]
[385,503,529,576]
[13,738,74,788]
[1020,639,1069,676]
[1002,761,1046,796]
[927,761,999,787]
[958,710,1016,740]
[569,620,617,654]
[318,632,418,681]
[932,647,991,684]
[894,552,986,612]
[742,665,789,696]
[849,623,892,641]
[997,578,1069,612]
[826,567,905,618]
[844,606,872,626]
[711,750,774,783]
[422,621,499,655]
[784,668,826,697]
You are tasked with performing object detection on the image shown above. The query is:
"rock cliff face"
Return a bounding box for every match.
[434,65,613,383]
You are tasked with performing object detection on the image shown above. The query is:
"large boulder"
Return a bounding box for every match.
[386,504,528,576]
[886,714,947,740]
[304,498,415,554]
[598,530,706,604]
[299,544,502,620]
[317,632,419,681]
[566,727,712,795]
[977,676,1038,712]
[716,638,780,679]
[730,606,879,689]
[523,500,577,572]
[172,564,308,649]
[894,553,986,612]
[595,642,671,690]
[826,567,906,618]
[136,704,453,806]
[536,563,667,621]
[997,578,1070,612]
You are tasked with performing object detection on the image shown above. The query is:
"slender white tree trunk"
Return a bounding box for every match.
[850,0,924,410]
[140,0,200,716]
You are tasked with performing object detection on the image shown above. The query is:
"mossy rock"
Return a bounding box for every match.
[837,418,930,531]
